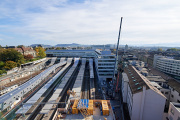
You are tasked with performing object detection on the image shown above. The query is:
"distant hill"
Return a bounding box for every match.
[30,44,52,48]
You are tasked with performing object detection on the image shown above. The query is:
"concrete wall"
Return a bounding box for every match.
[169,86,180,103]
[127,88,166,120]
[131,92,142,120]
[168,102,180,120]
[122,73,129,103]
[142,89,166,120]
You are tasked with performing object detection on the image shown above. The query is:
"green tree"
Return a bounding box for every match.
[0,70,6,75]
[4,61,17,70]
[56,47,61,50]
[0,49,25,66]
[0,61,4,69]
[35,47,46,58]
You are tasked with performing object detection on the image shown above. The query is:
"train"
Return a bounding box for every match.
[0,85,18,96]
[0,60,66,111]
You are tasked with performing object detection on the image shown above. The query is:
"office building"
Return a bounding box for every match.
[46,49,116,81]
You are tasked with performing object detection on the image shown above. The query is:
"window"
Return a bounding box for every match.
[161,91,164,94]
[165,92,168,94]
[171,95,174,98]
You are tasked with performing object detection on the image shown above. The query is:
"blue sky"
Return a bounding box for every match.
[0,0,180,46]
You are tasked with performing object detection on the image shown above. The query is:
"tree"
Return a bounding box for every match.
[0,48,4,53]
[0,61,4,69]
[24,54,33,61]
[167,48,180,51]
[35,47,46,58]
[158,48,163,52]
[4,61,17,70]
[0,70,6,75]
[0,49,25,66]
[56,47,61,50]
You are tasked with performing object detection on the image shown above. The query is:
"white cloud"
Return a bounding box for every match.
[0,0,180,46]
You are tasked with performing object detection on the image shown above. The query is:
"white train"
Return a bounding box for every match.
[0,85,18,96]
[0,60,66,111]
[32,58,46,65]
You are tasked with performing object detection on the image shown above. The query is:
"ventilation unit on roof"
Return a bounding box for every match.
[132,77,134,79]
[133,80,136,82]
[137,87,142,90]
[135,83,139,85]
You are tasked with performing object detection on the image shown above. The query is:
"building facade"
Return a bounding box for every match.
[94,49,116,82]
[122,65,166,120]
[153,55,180,78]
[46,49,117,81]
[168,102,180,120]
[15,47,36,57]
[46,50,95,58]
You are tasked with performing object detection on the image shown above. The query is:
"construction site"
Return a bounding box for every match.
[0,57,121,120]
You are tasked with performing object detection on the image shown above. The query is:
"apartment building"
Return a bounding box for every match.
[122,65,166,120]
[168,79,180,103]
[153,55,180,78]
[168,102,180,120]
[15,47,36,57]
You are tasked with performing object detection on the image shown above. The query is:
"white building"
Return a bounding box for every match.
[122,65,166,120]
[46,50,95,58]
[168,79,180,103]
[168,102,180,120]
[45,49,117,82]
[153,55,180,78]
[95,49,116,82]
[91,45,111,50]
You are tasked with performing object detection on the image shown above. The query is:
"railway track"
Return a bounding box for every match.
[32,58,80,120]
[38,60,81,120]
[11,58,98,120]
[3,65,63,120]
[81,61,90,99]
[13,65,65,120]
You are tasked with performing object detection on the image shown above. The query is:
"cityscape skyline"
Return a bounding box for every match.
[0,0,180,46]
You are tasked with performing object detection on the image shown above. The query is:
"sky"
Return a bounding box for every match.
[0,0,180,47]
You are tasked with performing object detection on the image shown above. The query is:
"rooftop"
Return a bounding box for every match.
[124,65,150,94]
[146,75,166,82]
[46,49,95,52]
[168,79,180,93]
[171,102,180,112]
[124,65,165,98]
